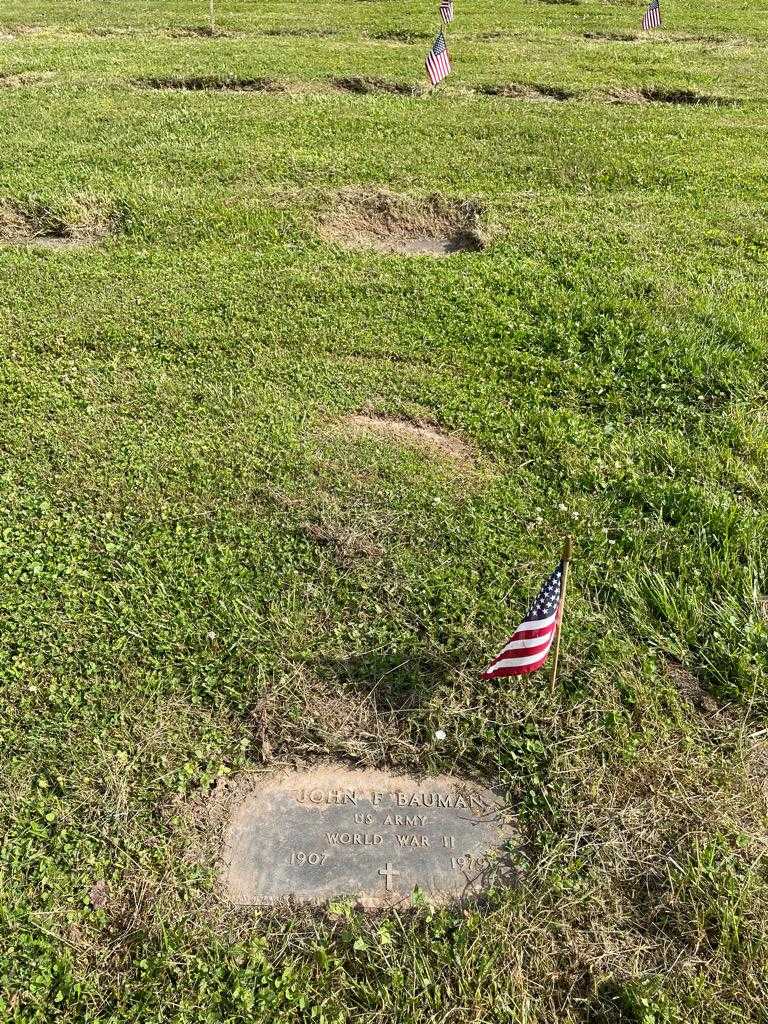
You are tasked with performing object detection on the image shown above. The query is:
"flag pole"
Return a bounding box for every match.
[208,0,215,34]
[548,535,573,693]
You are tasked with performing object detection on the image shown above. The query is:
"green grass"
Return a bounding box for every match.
[1,1,767,1021]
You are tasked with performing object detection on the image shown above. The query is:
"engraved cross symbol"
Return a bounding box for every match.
[378,862,400,892]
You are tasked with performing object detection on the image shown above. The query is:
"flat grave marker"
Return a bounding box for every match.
[222,766,517,908]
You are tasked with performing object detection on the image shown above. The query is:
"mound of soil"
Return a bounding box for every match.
[318,190,487,256]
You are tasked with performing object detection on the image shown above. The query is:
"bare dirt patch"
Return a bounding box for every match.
[248,665,423,768]
[368,30,432,44]
[473,31,524,40]
[648,32,741,45]
[0,25,46,38]
[318,189,487,256]
[342,413,476,467]
[746,738,768,812]
[0,198,114,250]
[478,82,575,101]
[0,71,53,87]
[86,25,140,37]
[259,26,337,37]
[138,75,289,93]
[605,86,737,106]
[664,656,721,716]
[166,25,241,38]
[583,30,638,42]
[330,76,423,97]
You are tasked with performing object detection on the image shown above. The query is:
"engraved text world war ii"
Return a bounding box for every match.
[223,767,516,907]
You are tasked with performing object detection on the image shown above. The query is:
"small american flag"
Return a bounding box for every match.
[642,0,661,30]
[482,562,564,678]
[440,1,455,24]
[426,30,451,86]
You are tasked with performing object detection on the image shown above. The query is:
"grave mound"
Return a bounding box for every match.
[319,190,487,256]
[0,199,113,249]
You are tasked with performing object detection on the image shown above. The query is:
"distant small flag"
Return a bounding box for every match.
[642,0,661,30]
[426,30,451,86]
[440,1,455,24]
[481,562,564,679]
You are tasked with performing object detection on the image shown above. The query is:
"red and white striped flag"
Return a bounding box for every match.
[642,0,661,30]
[482,562,564,678]
[426,30,451,86]
[440,1,455,24]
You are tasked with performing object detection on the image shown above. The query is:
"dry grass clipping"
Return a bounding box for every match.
[342,412,478,469]
[603,87,736,106]
[0,71,53,87]
[330,76,423,97]
[317,189,488,256]
[478,82,575,101]
[0,196,114,248]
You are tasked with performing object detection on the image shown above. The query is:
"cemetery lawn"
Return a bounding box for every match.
[1,1,767,1021]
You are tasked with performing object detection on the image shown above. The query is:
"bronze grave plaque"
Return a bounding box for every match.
[222,767,516,908]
